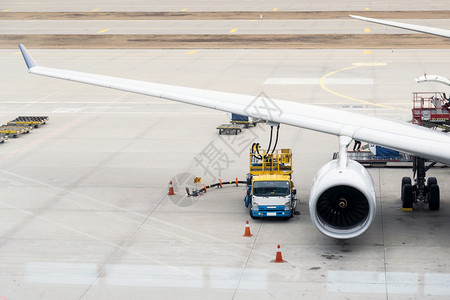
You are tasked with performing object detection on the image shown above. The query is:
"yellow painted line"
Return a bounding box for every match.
[319,63,408,111]
[3,8,12,12]
[363,50,372,54]
[401,208,413,212]
[181,8,188,11]
[272,8,278,11]
[229,28,238,33]
[97,28,110,34]
[92,8,100,12]
[364,28,371,33]
[186,50,198,55]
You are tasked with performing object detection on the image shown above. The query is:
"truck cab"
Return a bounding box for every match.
[245,146,297,219]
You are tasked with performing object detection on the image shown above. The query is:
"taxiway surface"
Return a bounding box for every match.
[1,1,450,299]
[2,0,450,12]
[2,19,450,35]
[1,48,450,300]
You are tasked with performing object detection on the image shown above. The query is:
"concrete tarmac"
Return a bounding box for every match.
[2,0,450,12]
[2,19,450,35]
[1,48,450,299]
[1,1,450,299]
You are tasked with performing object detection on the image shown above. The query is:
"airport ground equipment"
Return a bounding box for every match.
[245,145,297,219]
[412,92,450,131]
[185,178,247,196]
[0,124,31,137]
[8,116,49,128]
[230,113,257,128]
[0,116,48,139]
[333,145,413,167]
[216,123,244,135]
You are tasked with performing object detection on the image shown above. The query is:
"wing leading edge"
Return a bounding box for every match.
[18,44,450,165]
[350,15,450,39]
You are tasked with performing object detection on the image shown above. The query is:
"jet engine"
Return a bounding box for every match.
[309,159,376,239]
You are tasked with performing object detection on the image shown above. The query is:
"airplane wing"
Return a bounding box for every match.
[18,44,450,165]
[349,15,450,39]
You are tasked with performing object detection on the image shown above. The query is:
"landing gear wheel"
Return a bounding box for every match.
[428,184,440,211]
[427,177,437,187]
[402,184,413,209]
[401,177,411,201]
[402,177,411,186]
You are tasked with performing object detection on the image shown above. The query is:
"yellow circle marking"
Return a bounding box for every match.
[319,62,409,111]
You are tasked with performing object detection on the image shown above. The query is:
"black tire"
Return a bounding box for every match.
[427,177,437,187]
[402,177,411,186]
[402,184,413,209]
[429,184,440,211]
[283,209,293,221]
[401,177,411,201]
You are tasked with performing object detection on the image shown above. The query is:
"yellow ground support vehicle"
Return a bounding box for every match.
[245,144,297,219]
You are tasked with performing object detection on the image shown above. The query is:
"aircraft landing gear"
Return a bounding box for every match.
[401,157,440,210]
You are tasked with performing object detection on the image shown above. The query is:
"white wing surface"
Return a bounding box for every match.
[350,15,450,39]
[18,44,450,165]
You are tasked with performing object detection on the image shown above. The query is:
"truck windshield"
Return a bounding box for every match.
[253,181,290,197]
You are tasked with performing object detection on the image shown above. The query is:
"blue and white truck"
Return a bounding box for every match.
[245,145,297,219]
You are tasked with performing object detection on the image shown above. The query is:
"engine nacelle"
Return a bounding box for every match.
[309,159,376,239]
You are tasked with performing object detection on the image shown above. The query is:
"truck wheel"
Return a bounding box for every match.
[429,184,440,211]
[402,184,413,209]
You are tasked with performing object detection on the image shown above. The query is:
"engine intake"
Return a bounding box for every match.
[310,159,376,239]
[317,185,369,229]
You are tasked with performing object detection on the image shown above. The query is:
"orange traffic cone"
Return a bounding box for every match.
[274,244,284,263]
[168,181,175,195]
[243,220,253,237]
